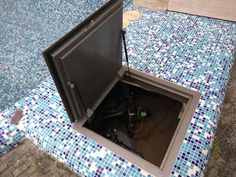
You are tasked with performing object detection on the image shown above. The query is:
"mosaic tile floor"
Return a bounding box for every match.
[0,0,111,112]
[1,0,236,177]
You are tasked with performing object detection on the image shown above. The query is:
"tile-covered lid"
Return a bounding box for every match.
[43,0,123,123]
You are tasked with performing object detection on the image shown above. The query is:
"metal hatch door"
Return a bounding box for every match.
[43,0,123,123]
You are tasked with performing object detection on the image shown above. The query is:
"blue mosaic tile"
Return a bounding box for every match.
[1,1,236,177]
[122,6,235,176]
[0,0,111,111]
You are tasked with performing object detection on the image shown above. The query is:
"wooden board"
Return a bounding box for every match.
[134,0,168,11]
[168,0,236,22]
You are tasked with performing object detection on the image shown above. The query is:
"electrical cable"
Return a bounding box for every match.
[132,102,175,140]
[128,119,143,133]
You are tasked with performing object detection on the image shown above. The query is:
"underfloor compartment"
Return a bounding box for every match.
[84,81,183,167]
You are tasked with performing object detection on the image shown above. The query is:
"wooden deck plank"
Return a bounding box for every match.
[168,0,236,22]
[134,0,168,11]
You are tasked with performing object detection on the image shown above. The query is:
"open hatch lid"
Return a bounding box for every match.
[43,0,123,123]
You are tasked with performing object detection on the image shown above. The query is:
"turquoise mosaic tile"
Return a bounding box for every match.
[1,1,236,177]
[0,0,110,111]
[122,6,235,176]
[0,0,113,154]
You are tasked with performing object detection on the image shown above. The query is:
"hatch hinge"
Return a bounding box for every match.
[66,81,88,118]
[87,108,94,118]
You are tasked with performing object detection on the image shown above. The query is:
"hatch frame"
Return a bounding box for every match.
[43,0,201,176]
[73,67,200,177]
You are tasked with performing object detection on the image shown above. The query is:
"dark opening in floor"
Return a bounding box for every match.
[84,81,183,167]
